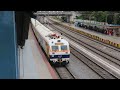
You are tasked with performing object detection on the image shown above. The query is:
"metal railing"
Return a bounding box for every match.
[34,11,72,16]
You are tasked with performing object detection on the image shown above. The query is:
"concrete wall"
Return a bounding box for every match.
[0,11,18,79]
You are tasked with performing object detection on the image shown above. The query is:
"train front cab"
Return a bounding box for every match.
[49,44,70,66]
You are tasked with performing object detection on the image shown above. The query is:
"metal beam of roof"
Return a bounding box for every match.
[34,11,72,16]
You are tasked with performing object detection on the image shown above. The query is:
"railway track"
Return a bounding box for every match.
[56,23,120,52]
[49,18,120,53]
[50,23,120,61]
[48,22,120,66]
[44,20,120,79]
[54,66,76,79]
[70,46,117,79]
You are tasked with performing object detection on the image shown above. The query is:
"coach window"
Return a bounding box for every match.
[61,45,67,50]
[52,46,59,51]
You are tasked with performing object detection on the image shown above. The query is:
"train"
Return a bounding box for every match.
[31,18,70,66]
[74,20,109,34]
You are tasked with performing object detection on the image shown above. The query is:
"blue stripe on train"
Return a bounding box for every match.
[50,55,70,59]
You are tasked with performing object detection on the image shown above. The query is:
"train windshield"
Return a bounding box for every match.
[61,45,68,50]
[52,46,59,51]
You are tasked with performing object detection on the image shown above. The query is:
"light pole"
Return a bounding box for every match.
[106,14,108,25]
[114,13,118,24]
[89,13,92,27]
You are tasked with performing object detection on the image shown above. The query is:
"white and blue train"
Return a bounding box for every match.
[31,18,70,66]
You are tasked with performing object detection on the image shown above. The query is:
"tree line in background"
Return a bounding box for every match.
[76,11,120,24]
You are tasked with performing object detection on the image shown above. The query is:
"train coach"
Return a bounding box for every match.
[31,18,70,66]
[74,20,108,34]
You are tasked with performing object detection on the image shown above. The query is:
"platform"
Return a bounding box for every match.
[65,23,120,43]
[19,24,57,79]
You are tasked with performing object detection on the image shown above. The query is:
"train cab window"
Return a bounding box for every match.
[52,46,59,51]
[61,45,67,50]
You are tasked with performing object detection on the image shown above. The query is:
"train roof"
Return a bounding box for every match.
[31,18,68,44]
[49,38,69,46]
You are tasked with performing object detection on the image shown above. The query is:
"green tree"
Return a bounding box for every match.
[93,11,107,22]
[107,15,114,24]
[116,13,120,24]
[77,11,120,24]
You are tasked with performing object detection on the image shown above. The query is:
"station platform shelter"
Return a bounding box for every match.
[106,24,120,37]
